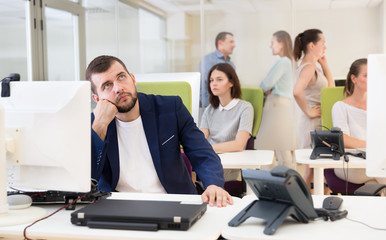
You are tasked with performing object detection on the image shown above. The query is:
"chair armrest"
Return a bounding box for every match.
[354,184,386,196]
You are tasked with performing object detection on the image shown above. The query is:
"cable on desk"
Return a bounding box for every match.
[342,156,349,195]
[23,194,87,240]
[345,217,386,231]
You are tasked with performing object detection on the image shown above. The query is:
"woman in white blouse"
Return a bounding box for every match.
[332,58,385,184]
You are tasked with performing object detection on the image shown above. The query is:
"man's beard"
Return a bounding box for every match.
[115,91,138,113]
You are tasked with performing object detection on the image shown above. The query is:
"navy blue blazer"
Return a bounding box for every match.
[91,93,224,194]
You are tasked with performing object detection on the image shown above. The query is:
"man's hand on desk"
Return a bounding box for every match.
[201,185,233,207]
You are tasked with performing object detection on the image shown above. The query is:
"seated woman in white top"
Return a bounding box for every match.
[332,58,385,184]
[200,63,254,181]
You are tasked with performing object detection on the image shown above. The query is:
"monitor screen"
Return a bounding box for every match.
[0,81,91,193]
[367,54,386,178]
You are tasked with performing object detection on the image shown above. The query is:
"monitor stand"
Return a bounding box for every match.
[0,206,47,226]
[0,105,46,226]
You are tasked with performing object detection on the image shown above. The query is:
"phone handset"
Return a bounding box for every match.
[271,165,312,202]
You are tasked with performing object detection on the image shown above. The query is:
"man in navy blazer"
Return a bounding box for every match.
[86,55,233,207]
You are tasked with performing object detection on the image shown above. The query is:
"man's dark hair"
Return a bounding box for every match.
[86,55,130,94]
[215,32,233,49]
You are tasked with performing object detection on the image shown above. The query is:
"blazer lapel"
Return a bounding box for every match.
[138,93,164,184]
[106,120,120,189]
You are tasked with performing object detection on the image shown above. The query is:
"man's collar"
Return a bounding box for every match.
[215,49,230,60]
[219,98,239,111]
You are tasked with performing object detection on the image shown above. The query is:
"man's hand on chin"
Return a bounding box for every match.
[201,185,234,207]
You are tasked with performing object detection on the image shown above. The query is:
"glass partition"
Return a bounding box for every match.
[45,7,77,81]
[0,0,28,81]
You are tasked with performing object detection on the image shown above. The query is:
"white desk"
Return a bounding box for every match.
[0,193,240,240]
[219,150,274,169]
[219,150,274,195]
[295,149,366,195]
[222,194,386,240]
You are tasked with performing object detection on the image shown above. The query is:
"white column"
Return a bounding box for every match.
[0,104,8,214]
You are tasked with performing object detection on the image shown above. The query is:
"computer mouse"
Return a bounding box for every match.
[322,196,343,210]
[7,194,33,210]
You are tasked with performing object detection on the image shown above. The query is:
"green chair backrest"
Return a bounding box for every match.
[137,81,192,114]
[321,87,345,130]
[240,87,264,137]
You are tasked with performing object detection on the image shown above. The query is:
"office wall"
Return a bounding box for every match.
[294,7,381,79]
[166,12,193,72]
[0,24,28,80]
[188,6,381,87]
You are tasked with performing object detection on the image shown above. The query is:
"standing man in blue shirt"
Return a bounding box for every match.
[199,32,236,108]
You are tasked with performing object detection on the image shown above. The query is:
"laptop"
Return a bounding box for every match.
[71,199,207,231]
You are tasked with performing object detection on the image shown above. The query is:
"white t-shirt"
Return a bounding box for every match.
[115,116,166,193]
[331,101,366,141]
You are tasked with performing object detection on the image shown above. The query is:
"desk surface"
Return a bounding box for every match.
[295,149,366,195]
[0,193,240,240]
[219,150,274,169]
[222,194,386,240]
[295,149,366,168]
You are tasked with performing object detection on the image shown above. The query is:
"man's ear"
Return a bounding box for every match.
[130,73,136,85]
[217,40,223,50]
[92,93,99,103]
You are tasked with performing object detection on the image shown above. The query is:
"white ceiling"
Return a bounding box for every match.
[0,0,383,22]
[144,0,383,14]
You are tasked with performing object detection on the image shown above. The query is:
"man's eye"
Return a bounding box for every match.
[104,83,111,89]
[119,75,125,80]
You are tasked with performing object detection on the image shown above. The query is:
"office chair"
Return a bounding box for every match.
[137,81,192,114]
[223,87,264,197]
[321,87,364,194]
[241,87,264,149]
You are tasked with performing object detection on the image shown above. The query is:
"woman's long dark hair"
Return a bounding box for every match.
[207,63,241,108]
[293,29,323,61]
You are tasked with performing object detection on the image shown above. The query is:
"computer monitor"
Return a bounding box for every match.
[366,54,386,178]
[0,81,91,226]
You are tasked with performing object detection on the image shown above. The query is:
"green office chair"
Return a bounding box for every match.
[240,87,264,149]
[321,87,345,130]
[321,87,364,194]
[137,81,192,114]
[223,87,264,197]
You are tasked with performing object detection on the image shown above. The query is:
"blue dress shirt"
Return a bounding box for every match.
[199,50,236,107]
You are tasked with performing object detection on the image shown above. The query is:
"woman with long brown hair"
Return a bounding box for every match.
[255,30,297,169]
[200,63,254,181]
